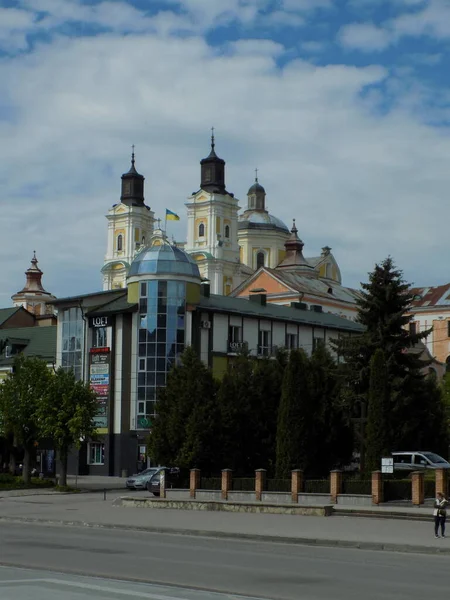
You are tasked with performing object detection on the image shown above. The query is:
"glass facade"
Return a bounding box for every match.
[137,280,186,427]
[61,307,84,380]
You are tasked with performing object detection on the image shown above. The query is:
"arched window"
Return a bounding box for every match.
[142,236,145,245]
[117,234,123,252]
[256,251,265,269]
[199,223,205,237]
[225,225,230,238]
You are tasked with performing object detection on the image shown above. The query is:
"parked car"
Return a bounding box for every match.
[147,467,181,496]
[126,467,159,490]
[392,451,450,471]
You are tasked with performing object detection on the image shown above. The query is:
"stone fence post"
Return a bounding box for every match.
[190,468,201,499]
[221,469,232,500]
[330,470,342,504]
[255,469,267,501]
[371,470,383,505]
[412,471,424,506]
[291,469,304,503]
[435,468,447,498]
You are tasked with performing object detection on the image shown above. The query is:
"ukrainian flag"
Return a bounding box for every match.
[166,209,180,221]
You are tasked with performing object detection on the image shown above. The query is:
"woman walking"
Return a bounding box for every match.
[434,492,448,538]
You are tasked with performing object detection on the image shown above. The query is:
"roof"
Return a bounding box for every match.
[238,210,289,233]
[0,325,57,366]
[0,307,19,326]
[128,242,201,279]
[50,288,124,306]
[410,284,450,308]
[86,293,137,317]
[231,267,360,306]
[198,294,364,333]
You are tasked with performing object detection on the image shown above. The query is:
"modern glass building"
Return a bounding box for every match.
[53,235,364,477]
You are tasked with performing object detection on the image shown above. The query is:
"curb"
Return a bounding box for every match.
[0,515,447,556]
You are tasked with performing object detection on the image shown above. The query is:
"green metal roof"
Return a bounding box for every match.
[0,326,57,366]
[0,307,19,327]
[198,294,364,333]
[86,293,137,317]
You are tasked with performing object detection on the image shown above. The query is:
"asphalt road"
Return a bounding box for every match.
[1,522,450,600]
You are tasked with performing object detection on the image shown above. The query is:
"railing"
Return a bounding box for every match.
[304,479,330,494]
[384,479,412,502]
[231,478,255,491]
[199,477,221,490]
[266,479,291,492]
[342,479,371,495]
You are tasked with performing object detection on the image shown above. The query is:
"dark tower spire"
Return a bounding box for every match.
[200,128,226,194]
[247,169,266,211]
[121,145,145,205]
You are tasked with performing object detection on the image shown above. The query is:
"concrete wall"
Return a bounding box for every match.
[336,494,372,507]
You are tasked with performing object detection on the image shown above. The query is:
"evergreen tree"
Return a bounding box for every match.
[276,349,313,478]
[309,343,353,475]
[335,257,440,460]
[364,349,390,473]
[148,347,219,473]
[217,354,256,475]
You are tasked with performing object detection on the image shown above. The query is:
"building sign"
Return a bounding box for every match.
[227,341,248,353]
[89,316,110,328]
[89,348,110,429]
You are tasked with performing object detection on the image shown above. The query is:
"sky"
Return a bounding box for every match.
[1,0,450,302]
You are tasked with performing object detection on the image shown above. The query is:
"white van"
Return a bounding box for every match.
[392,451,450,471]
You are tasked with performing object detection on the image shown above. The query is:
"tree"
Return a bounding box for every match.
[335,257,435,462]
[364,349,390,473]
[0,355,51,483]
[217,354,255,475]
[276,349,314,478]
[309,343,353,475]
[148,347,219,473]
[37,368,98,487]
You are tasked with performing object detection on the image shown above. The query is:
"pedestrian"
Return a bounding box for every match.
[434,492,448,538]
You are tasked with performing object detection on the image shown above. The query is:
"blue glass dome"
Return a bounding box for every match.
[128,242,201,279]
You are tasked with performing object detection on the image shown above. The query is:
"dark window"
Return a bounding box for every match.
[409,322,417,335]
[93,327,107,348]
[258,330,271,356]
[256,251,265,269]
[286,333,297,349]
[229,325,242,343]
[225,225,230,238]
[447,321,450,338]
[199,223,205,237]
[117,234,123,252]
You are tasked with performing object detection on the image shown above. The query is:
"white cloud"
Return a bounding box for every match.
[1,2,450,302]
[338,22,392,51]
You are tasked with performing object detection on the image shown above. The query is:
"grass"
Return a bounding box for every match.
[0,473,55,490]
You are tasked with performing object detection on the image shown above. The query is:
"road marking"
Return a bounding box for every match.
[0,578,200,599]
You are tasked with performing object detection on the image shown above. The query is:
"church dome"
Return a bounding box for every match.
[128,242,201,279]
[238,210,289,233]
[247,181,265,195]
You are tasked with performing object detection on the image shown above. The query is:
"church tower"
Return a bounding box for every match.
[102,150,155,290]
[12,252,56,321]
[185,132,247,295]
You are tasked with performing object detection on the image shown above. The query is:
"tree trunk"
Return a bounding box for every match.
[22,447,31,484]
[59,449,68,488]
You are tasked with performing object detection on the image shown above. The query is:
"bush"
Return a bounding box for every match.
[0,475,55,490]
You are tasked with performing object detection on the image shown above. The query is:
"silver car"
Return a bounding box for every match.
[392,451,450,471]
[126,468,159,490]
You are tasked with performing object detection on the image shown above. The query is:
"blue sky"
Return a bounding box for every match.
[1,0,450,300]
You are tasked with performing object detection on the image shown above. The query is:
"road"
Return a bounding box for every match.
[0,522,449,600]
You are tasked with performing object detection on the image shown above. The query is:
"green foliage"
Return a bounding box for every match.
[0,355,51,483]
[365,349,390,473]
[148,347,219,473]
[37,367,98,486]
[276,349,312,478]
[0,473,54,490]
[335,256,448,462]
[276,346,353,478]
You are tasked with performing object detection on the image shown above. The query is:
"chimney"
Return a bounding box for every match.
[311,305,323,313]
[249,294,267,306]
[291,302,308,310]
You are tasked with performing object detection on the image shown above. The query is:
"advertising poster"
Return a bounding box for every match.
[89,348,110,430]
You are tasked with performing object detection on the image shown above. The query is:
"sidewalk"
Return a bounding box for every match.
[0,491,448,556]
